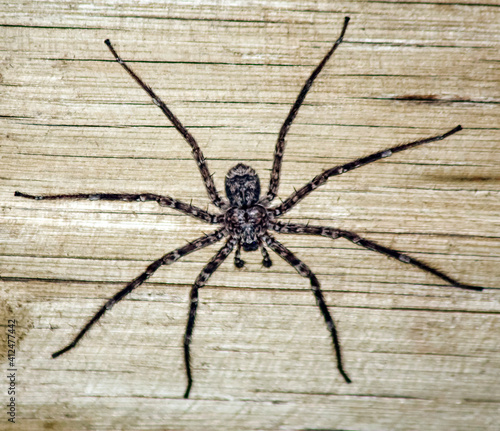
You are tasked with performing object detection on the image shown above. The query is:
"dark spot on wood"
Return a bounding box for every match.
[426,174,498,183]
[393,95,439,102]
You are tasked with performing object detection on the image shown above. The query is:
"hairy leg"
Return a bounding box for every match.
[262,16,350,205]
[263,233,351,384]
[52,228,226,359]
[104,39,227,209]
[271,220,483,291]
[15,191,219,224]
[272,126,462,217]
[183,237,236,398]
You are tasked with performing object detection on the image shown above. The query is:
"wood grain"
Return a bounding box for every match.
[1,1,499,430]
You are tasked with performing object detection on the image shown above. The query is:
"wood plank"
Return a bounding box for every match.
[1,1,499,430]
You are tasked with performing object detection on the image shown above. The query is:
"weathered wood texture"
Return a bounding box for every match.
[1,1,499,430]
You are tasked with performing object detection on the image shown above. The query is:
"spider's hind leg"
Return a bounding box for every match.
[263,16,350,204]
[104,39,227,210]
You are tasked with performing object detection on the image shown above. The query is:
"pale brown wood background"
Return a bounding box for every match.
[1,0,499,430]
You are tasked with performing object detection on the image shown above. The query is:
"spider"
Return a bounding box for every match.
[16,17,483,398]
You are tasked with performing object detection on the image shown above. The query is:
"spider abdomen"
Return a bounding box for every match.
[224,205,269,251]
[225,163,261,208]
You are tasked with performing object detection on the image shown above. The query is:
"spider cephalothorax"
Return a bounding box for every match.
[16,17,483,399]
[224,204,269,252]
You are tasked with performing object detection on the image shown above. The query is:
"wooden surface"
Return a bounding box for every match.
[1,1,499,430]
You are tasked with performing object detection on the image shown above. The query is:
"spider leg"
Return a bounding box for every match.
[51,228,226,359]
[183,237,236,398]
[271,220,483,291]
[262,17,350,205]
[104,39,227,210]
[263,233,351,384]
[15,191,220,224]
[272,126,462,217]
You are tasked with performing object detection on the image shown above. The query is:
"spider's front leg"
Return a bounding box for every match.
[51,228,226,359]
[184,237,236,398]
[271,221,483,291]
[263,233,352,384]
